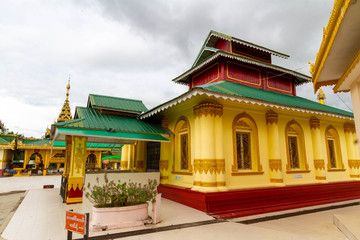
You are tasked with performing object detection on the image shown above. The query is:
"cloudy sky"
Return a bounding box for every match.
[0,0,352,138]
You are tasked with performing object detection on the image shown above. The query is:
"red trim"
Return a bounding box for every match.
[158,181,360,219]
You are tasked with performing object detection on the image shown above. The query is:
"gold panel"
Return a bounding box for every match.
[194,181,201,186]
[270,179,283,183]
[136,160,144,170]
[160,176,169,180]
[201,159,217,174]
[216,182,226,186]
[67,177,84,191]
[269,159,282,171]
[351,174,360,178]
[193,159,201,173]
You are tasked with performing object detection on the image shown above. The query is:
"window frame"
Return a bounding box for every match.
[325,125,344,171]
[172,116,192,175]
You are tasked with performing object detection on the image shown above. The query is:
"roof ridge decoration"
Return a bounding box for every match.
[192,30,290,67]
[309,0,351,92]
[208,30,290,59]
[57,78,73,123]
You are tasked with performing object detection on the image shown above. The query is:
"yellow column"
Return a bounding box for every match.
[214,106,226,191]
[194,102,222,192]
[350,81,360,155]
[64,135,72,178]
[192,112,201,191]
[344,123,360,178]
[128,145,135,170]
[23,150,30,169]
[266,110,283,183]
[135,141,146,172]
[159,118,170,183]
[66,136,88,204]
[120,145,128,170]
[310,117,326,180]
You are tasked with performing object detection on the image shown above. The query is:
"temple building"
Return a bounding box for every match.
[310,0,360,153]
[51,30,360,217]
[0,82,122,176]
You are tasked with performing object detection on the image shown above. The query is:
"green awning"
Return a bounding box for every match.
[54,127,169,144]
[102,155,122,160]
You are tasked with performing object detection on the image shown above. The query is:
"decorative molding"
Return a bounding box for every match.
[159,160,169,171]
[200,159,217,174]
[314,159,325,170]
[316,176,326,180]
[194,181,201,186]
[216,159,225,174]
[161,118,169,128]
[351,174,360,178]
[231,171,264,176]
[139,88,354,121]
[136,160,144,170]
[344,122,356,134]
[171,171,193,176]
[194,102,223,118]
[269,159,282,171]
[193,159,201,173]
[200,182,217,187]
[120,161,128,170]
[266,110,278,125]
[217,182,226,186]
[348,159,360,169]
[309,117,320,129]
[160,176,169,180]
[271,179,283,183]
[286,170,311,174]
[328,169,346,172]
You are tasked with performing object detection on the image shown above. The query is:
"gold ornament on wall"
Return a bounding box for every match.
[200,159,217,174]
[193,102,223,118]
[159,160,169,171]
[344,122,356,134]
[314,159,325,170]
[266,110,278,125]
[216,159,225,174]
[309,117,320,129]
[269,159,282,171]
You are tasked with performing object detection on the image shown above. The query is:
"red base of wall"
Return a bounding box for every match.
[158,181,360,219]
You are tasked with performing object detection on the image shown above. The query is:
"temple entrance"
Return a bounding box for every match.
[86,153,97,170]
[146,142,160,172]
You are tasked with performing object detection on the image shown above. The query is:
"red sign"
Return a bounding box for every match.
[103,159,109,164]
[65,211,86,235]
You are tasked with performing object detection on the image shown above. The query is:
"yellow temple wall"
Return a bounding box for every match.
[158,99,359,191]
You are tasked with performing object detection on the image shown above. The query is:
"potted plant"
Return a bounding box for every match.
[85,174,158,231]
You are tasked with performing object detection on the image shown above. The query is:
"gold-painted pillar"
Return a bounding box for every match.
[66,136,88,204]
[120,145,128,170]
[266,110,283,183]
[310,117,326,180]
[43,151,51,176]
[194,102,222,192]
[159,118,170,183]
[63,135,72,177]
[214,106,226,191]
[344,123,360,178]
[128,144,135,170]
[23,150,30,169]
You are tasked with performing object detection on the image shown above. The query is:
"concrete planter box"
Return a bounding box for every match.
[91,203,149,231]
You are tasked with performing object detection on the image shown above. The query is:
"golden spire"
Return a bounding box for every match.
[317,87,326,105]
[57,77,73,123]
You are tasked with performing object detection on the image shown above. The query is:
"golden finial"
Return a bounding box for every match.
[317,87,326,105]
[308,61,315,75]
[56,78,73,123]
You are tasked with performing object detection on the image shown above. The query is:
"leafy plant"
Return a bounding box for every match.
[85,173,158,208]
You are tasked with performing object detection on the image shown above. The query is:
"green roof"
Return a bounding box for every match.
[22,139,122,149]
[195,80,353,117]
[58,107,168,135]
[88,94,148,113]
[0,135,16,144]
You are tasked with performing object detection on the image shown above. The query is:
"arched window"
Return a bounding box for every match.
[285,120,308,171]
[174,116,191,173]
[232,112,262,174]
[325,125,343,169]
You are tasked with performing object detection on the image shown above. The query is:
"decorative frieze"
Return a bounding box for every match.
[120,161,128,170]
[344,122,356,134]
[309,117,320,129]
[348,160,360,169]
[216,159,225,174]
[193,159,201,173]
[266,110,278,125]
[136,160,144,170]
[269,159,282,171]
[194,102,223,118]
[159,160,169,171]
[200,159,217,174]
[161,118,169,128]
[314,159,325,170]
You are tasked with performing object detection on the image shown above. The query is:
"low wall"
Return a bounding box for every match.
[84,171,160,189]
